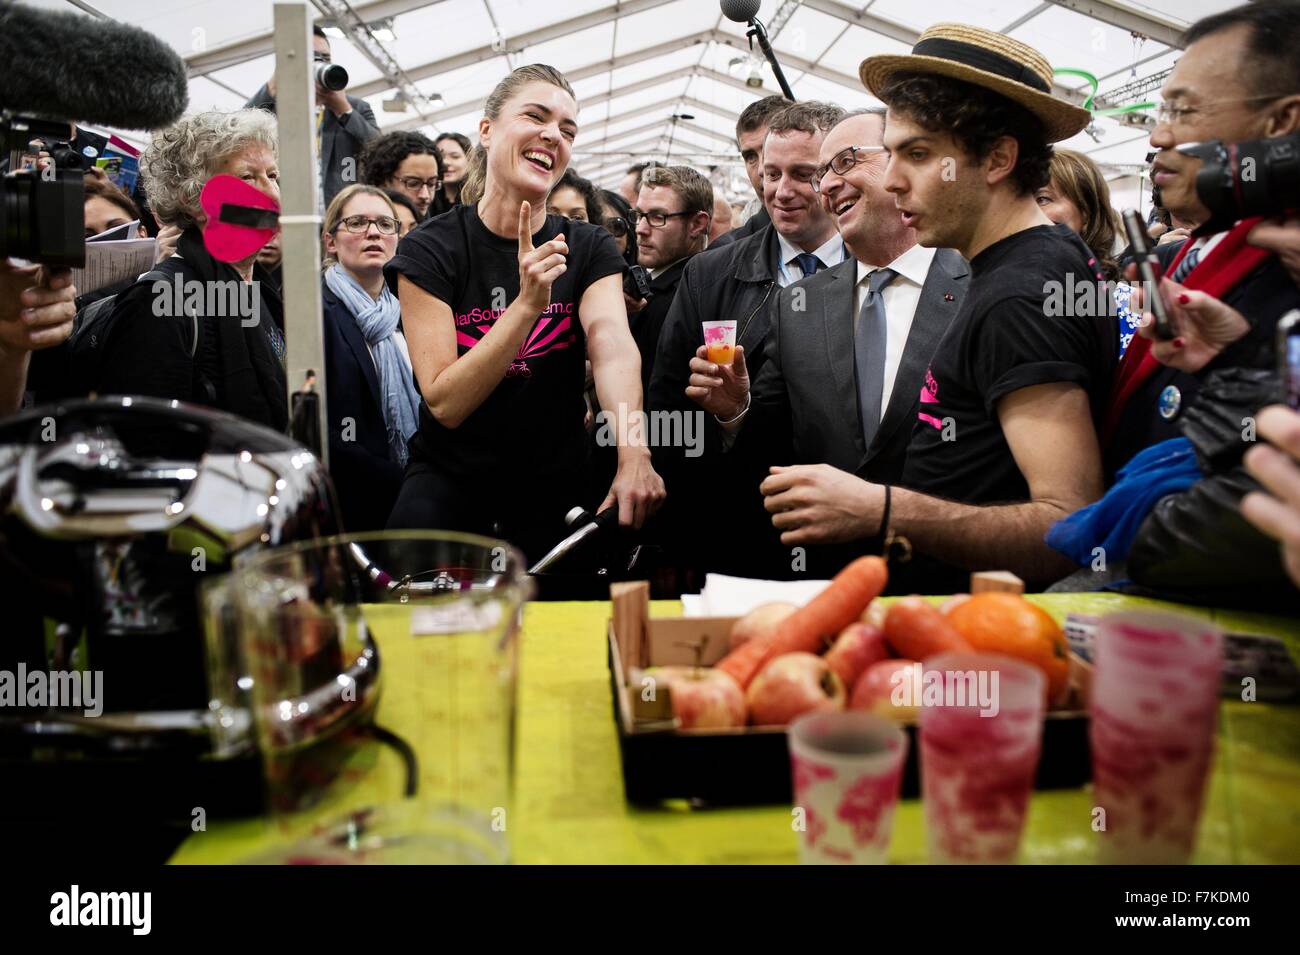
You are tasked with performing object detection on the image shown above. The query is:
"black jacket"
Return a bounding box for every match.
[97,228,288,431]
[708,207,770,250]
[630,257,689,399]
[321,282,406,532]
[1128,367,1299,612]
[647,224,781,577]
[1125,250,1300,610]
[1108,242,1300,482]
[1106,240,1200,481]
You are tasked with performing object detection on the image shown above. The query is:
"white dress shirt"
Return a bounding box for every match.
[775,231,848,287]
[854,243,936,421]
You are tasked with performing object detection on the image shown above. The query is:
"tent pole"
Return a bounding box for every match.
[272,1,328,468]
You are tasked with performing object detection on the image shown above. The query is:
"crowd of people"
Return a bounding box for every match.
[2,3,1300,608]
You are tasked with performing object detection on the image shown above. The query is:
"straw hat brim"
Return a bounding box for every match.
[859,54,1092,143]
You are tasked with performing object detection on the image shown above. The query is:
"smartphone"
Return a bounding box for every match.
[1122,208,1177,340]
[1279,310,1300,410]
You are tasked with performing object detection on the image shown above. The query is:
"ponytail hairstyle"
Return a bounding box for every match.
[459,63,576,205]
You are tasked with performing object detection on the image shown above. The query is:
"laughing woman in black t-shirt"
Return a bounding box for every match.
[384,64,665,561]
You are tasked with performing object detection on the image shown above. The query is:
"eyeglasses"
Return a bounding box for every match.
[396,175,441,194]
[602,216,631,238]
[1153,95,1283,128]
[333,215,399,235]
[811,145,885,194]
[632,209,694,228]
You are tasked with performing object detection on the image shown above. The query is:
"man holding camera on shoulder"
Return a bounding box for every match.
[246,25,378,209]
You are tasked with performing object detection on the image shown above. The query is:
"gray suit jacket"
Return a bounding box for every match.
[739,248,970,486]
[245,84,379,208]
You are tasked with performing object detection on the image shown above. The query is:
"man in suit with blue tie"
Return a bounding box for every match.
[686,110,968,575]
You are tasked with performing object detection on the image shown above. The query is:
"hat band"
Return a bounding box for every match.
[910,37,1051,94]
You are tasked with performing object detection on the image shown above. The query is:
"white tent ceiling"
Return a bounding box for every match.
[30,0,1242,195]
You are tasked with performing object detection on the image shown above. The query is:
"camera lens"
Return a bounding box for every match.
[49,143,86,171]
[1,171,87,267]
[315,62,348,92]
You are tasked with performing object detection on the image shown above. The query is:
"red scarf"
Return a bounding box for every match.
[1102,216,1272,448]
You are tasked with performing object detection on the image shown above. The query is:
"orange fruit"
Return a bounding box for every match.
[945,593,1070,705]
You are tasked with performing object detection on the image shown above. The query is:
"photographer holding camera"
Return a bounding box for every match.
[1103,3,1300,475]
[1047,2,1300,609]
[245,25,378,209]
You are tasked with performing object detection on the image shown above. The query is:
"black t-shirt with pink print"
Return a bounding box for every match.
[900,224,1117,505]
[385,202,625,482]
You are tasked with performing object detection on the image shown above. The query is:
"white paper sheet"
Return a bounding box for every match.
[682,573,832,617]
[71,235,157,294]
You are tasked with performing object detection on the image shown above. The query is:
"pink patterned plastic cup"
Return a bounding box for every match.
[702,319,737,366]
[918,653,1046,864]
[1090,611,1223,864]
[788,711,907,865]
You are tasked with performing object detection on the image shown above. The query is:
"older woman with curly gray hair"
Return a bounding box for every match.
[95,109,289,430]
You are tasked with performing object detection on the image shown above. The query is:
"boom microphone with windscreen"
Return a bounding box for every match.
[0,3,189,130]
[0,5,189,266]
[717,0,796,101]
[719,0,762,21]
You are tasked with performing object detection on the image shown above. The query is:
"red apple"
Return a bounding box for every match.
[645,666,746,730]
[729,601,799,651]
[824,622,889,689]
[746,652,845,727]
[849,659,923,722]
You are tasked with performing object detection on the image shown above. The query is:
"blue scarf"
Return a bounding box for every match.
[325,264,420,467]
[1046,437,1202,566]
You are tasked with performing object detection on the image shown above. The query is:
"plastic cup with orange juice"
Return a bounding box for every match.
[703,320,737,366]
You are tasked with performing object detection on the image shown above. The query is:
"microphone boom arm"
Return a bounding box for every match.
[747,18,796,101]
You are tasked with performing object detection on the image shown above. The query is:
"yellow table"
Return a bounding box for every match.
[171,594,1300,864]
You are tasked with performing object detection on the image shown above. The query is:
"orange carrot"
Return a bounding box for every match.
[883,597,972,661]
[715,556,889,688]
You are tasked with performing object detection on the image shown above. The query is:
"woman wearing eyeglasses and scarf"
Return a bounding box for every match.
[320,185,421,531]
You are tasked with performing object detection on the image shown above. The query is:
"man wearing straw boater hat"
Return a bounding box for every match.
[772,23,1119,592]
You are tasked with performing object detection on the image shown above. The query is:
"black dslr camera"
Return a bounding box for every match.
[1,112,86,267]
[1178,130,1299,234]
[624,263,654,303]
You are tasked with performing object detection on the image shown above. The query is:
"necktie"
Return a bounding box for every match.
[1170,242,1201,283]
[854,268,897,450]
[793,252,822,278]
